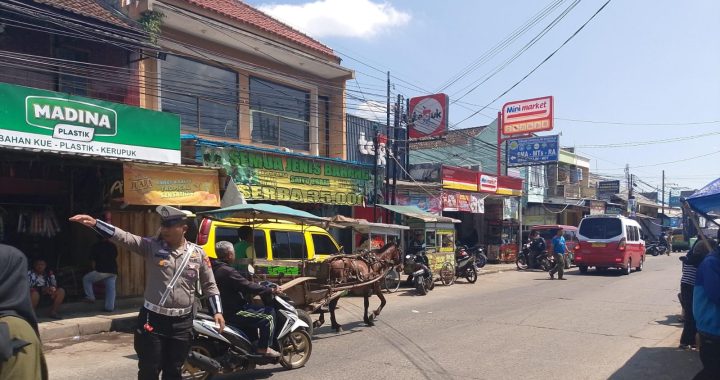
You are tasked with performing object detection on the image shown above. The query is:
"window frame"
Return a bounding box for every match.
[311,233,339,256]
[249,76,311,151]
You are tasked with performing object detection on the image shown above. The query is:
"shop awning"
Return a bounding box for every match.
[687,178,720,218]
[378,205,461,223]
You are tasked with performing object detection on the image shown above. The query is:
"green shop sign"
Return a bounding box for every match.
[0,83,181,163]
[202,146,371,206]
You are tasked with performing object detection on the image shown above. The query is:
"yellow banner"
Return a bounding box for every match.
[202,147,370,206]
[123,163,220,206]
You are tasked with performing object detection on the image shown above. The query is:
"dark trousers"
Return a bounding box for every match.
[693,332,720,380]
[680,282,697,346]
[548,253,564,279]
[228,305,274,350]
[134,308,192,380]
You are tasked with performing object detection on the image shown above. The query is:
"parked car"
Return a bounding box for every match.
[530,225,579,268]
[196,218,342,276]
[574,215,645,275]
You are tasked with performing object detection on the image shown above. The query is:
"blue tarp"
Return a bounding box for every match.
[686,178,720,216]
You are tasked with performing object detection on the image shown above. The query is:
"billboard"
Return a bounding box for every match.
[597,180,621,200]
[442,165,477,191]
[507,135,559,167]
[501,96,553,136]
[408,93,449,138]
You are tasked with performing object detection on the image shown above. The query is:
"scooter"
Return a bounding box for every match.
[405,251,434,295]
[455,246,478,283]
[516,243,552,271]
[646,242,668,256]
[182,283,312,379]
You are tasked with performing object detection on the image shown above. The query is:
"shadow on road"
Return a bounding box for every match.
[654,314,683,327]
[608,346,701,380]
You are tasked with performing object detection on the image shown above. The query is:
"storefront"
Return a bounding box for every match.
[0,82,215,298]
[484,175,523,263]
[440,166,487,247]
[193,138,373,248]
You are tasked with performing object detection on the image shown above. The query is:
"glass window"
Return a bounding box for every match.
[161,54,239,138]
[254,230,267,259]
[215,227,240,244]
[250,76,310,151]
[271,231,307,259]
[425,231,437,247]
[56,47,89,96]
[579,218,623,240]
[440,234,455,249]
[312,234,338,256]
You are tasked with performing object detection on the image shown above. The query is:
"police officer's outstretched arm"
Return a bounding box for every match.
[198,250,225,332]
[69,215,150,256]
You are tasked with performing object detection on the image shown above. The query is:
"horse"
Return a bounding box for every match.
[315,242,401,332]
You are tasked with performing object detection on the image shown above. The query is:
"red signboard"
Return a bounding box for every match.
[442,165,477,191]
[501,96,553,136]
[408,93,449,138]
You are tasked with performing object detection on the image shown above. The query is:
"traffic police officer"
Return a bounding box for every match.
[70,206,225,380]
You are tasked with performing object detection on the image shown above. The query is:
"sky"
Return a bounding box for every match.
[247,0,720,196]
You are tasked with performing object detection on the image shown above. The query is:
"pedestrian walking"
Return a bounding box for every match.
[692,242,720,380]
[549,229,567,280]
[70,207,224,380]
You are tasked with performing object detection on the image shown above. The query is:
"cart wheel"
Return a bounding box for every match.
[383,267,401,293]
[440,262,455,286]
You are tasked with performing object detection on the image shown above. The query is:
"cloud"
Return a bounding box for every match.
[351,100,396,123]
[257,0,411,39]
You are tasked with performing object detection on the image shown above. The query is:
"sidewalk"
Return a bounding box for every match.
[40,263,520,342]
[38,297,142,342]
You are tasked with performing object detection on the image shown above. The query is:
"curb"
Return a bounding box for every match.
[39,312,137,342]
[478,266,518,275]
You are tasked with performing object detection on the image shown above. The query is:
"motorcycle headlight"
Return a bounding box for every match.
[405,255,412,259]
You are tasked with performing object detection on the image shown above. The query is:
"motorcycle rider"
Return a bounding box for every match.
[659,231,670,251]
[211,241,281,358]
[528,231,547,269]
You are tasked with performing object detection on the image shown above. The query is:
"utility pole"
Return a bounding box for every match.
[383,71,391,222]
[373,124,379,222]
[661,170,665,216]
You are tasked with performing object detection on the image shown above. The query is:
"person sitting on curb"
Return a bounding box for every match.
[28,259,65,319]
[82,238,118,312]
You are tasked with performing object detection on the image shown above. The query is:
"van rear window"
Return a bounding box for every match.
[579,218,623,240]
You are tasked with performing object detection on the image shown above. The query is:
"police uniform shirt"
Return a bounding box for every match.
[94,220,222,315]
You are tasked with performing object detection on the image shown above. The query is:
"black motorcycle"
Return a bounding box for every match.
[516,243,552,271]
[455,246,478,283]
[405,251,434,295]
[646,241,669,256]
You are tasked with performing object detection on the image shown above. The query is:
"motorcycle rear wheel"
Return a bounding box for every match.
[414,276,427,295]
[475,253,488,268]
[182,340,217,380]
[540,258,552,272]
[279,330,312,370]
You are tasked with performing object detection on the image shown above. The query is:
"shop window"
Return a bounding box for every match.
[312,234,338,256]
[249,76,310,151]
[271,231,307,259]
[254,230,268,259]
[56,46,89,96]
[161,54,239,139]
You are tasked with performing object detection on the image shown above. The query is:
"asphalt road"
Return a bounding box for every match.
[44,255,702,380]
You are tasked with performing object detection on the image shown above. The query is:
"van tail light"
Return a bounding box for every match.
[618,238,626,251]
[197,218,211,245]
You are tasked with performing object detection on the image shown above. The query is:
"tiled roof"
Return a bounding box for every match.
[411,126,489,150]
[183,0,337,59]
[32,0,133,29]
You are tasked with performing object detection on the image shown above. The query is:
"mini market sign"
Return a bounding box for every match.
[0,83,180,163]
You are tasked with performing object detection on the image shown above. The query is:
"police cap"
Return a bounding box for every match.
[156,205,192,227]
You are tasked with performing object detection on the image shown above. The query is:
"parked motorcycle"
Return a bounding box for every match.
[646,242,669,256]
[405,251,434,295]
[516,243,552,271]
[182,283,312,379]
[455,246,478,283]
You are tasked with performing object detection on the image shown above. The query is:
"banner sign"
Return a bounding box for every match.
[669,195,681,208]
[589,200,606,215]
[442,165,477,191]
[123,163,220,206]
[408,93,449,138]
[507,135,559,167]
[501,96,553,135]
[479,174,498,193]
[597,180,621,200]
[202,147,371,206]
[0,83,180,163]
[442,191,485,213]
[396,194,442,215]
